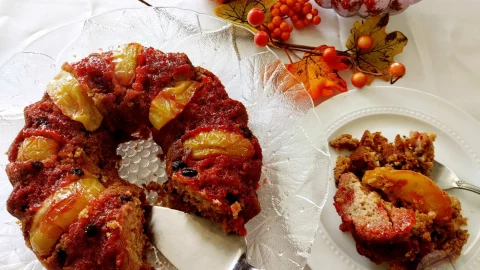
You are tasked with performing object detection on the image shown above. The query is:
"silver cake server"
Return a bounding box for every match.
[145,205,257,270]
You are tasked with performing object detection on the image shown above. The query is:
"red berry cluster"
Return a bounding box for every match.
[248,0,321,45]
[262,16,294,42]
[267,0,321,41]
[273,0,321,30]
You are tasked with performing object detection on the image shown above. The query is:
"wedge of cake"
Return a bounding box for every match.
[330,131,469,269]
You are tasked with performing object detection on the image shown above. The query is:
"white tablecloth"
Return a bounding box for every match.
[1,0,479,121]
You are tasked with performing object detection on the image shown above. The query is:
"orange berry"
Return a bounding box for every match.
[302,5,312,14]
[279,22,289,31]
[272,28,282,39]
[271,8,280,17]
[280,4,289,15]
[357,34,374,51]
[272,16,282,26]
[388,63,406,78]
[286,0,295,7]
[273,2,281,8]
[312,15,321,25]
[247,8,265,27]
[352,72,367,88]
[303,18,310,26]
[279,0,286,3]
[291,14,299,23]
[298,0,306,4]
[267,23,275,31]
[312,8,319,16]
[323,47,337,63]
[294,21,305,29]
[288,23,294,32]
[304,2,312,9]
[294,3,302,12]
[281,32,291,41]
[288,9,295,17]
[254,31,270,47]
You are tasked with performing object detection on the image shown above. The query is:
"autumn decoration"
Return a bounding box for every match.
[213,0,408,100]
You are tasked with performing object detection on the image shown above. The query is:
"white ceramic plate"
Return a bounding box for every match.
[306,86,480,270]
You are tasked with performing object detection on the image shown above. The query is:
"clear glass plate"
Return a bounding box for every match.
[0,7,330,270]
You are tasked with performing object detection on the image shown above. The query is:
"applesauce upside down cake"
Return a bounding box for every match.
[6,43,262,269]
[329,131,469,270]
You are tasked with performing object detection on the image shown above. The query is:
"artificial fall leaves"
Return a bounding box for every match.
[286,45,349,98]
[347,13,408,81]
[288,13,407,98]
[214,0,276,32]
[212,0,409,100]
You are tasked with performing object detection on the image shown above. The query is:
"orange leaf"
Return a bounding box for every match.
[286,45,349,100]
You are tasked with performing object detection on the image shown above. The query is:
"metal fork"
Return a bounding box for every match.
[431,160,480,195]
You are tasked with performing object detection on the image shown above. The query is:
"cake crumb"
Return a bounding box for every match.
[106,221,121,230]
[334,156,351,185]
[329,134,359,151]
[230,202,242,219]
[78,208,89,219]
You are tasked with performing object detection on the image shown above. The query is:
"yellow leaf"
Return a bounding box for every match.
[346,13,408,81]
[214,0,277,33]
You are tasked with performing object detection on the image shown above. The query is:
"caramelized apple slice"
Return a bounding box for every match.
[46,70,103,131]
[184,130,254,160]
[112,43,143,86]
[29,222,64,257]
[362,167,453,222]
[17,136,59,162]
[30,177,105,256]
[149,80,200,130]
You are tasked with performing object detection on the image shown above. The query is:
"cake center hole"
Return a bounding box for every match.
[116,136,168,187]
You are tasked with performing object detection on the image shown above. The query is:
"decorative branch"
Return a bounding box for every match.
[138,0,152,7]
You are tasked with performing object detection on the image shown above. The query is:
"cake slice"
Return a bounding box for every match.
[44,184,148,270]
[333,168,469,269]
[334,173,416,243]
[162,127,262,235]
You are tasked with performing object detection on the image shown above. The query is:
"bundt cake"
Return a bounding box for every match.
[6,43,262,269]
